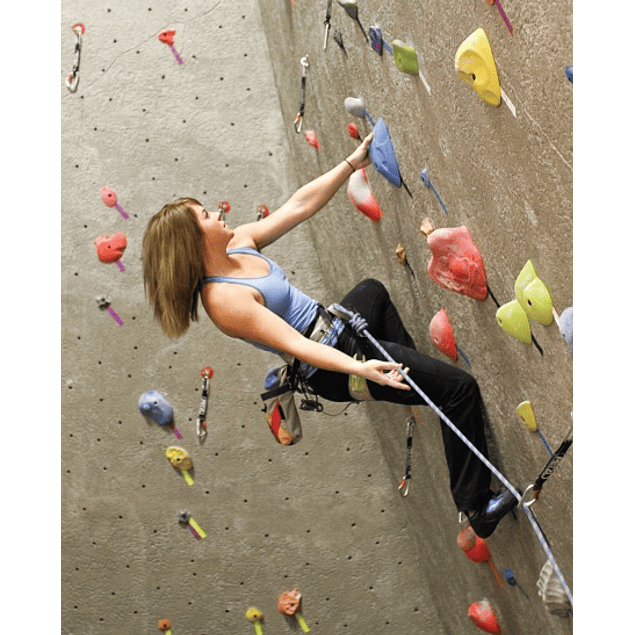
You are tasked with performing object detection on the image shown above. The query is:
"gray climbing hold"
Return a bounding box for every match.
[559,306,573,356]
[138,390,174,425]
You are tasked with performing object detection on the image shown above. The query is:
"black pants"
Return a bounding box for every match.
[308,279,492,512]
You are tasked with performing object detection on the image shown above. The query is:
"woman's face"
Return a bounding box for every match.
[192,203,233,244]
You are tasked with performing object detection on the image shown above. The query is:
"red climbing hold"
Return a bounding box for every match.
[94,232,127,263]
[158,29,176,46]
[430,308,458,361]
[304,130,321,149]
[347,167,383,222]
[347,122,361,140]
[467,599,502,634]
[423,223,488,301]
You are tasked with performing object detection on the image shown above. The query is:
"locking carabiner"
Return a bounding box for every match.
[65,23,85,92]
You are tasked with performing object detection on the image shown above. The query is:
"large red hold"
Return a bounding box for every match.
[421,220,488,300]
[467,599,502,634]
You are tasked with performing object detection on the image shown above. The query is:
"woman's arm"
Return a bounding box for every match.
[232,133,373,251]
[205,283,409,390]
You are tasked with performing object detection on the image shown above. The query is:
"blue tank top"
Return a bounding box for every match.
[201,247,343,376]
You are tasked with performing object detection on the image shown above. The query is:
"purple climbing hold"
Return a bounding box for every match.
[138,390,174,425]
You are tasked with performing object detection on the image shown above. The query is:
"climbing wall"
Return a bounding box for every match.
[256,0,573,633]
[61,0,573,634]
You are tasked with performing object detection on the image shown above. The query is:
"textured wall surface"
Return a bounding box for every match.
[61,0,572,634]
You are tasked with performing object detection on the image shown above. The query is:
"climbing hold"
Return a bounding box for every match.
[369,26,392,56]
[344,97,375,125]
[333,29,347,56]
[565,66,573,83]
[430,308,457,361]
[420,169,449,215]
[559,306,573,355]
[94,233,127,271]
[96,296,123,325]
[246,607,264,635]
[457,527,503,587]
[347,168,383,222]
[516,401,553,455]
[496,299,532,344]
[504,567,530,600]
[177,509,207,539]
[157,618,173,634]
[100,187,129,219]
[218,200,231,220]
[467,599,502,634]
[138,390,174,426]
[395,244,414,277]
[369,118,405,190]
[420,219,488,301]
[537,559,572,617]
[347,122,361,140]
[485,0,513,35]
[514,260,554,326]
[278,589,310,632]
[337,0,369,43]
[158,29,183,65]
[256,205,269,220]
[304,130,321,149]
[455,28,501,107]
[392,40,419,75]
[166,446,194,486]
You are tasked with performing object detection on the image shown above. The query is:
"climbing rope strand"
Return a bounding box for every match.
[331,303,573,607]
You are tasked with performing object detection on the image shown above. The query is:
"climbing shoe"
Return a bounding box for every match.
[469,489,517,538]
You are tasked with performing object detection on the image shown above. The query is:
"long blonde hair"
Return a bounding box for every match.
[143,198,206,338]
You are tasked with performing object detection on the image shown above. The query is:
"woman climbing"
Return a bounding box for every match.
[142,133,516,538]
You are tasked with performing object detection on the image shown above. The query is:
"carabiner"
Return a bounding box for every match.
[518,484,537,508]
[65,23,85,92]
[294,56,309,133]
[196,366,213,440]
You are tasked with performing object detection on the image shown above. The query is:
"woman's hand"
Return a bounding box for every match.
[359,359,411,391]
[347,132,373,170]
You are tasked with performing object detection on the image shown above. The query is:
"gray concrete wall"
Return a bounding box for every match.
[61,0,572,634]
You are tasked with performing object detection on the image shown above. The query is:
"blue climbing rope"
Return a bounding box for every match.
[331,303,573,607]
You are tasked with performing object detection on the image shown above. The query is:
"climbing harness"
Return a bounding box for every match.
[323,0,332,50]
[398,415,415,496]
[65,23,85,92]
[328,302,573,608]
[294,56,309,133]
[196,366,213,441]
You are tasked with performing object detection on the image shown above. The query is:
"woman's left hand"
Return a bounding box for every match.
[347,132,373,170]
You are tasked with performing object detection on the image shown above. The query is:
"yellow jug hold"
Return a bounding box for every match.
[455,28,501,107]
[496,299,532,344]
[514,260,554,326]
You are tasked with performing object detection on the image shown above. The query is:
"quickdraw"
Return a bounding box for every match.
[65,23,85,92]
[398,416,415,496]
[197,366,213,440]
[294,56,309,133]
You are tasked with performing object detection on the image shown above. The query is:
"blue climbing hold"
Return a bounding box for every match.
[369,118,402,188]
[565,66,573,83]
[559,306,573,356]
[138,390,174,425]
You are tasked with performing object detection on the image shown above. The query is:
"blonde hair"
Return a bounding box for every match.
[143,198,206,338]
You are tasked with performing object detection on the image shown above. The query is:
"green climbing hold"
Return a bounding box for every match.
[392,40,419,75]
[496,299,532,344]
[514,260,553,326]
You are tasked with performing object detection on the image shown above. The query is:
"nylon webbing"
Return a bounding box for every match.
[331,303,573,607]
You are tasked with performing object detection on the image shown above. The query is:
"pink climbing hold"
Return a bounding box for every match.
[100,187,129,219]
[347,167,383,223]
[304,130,321,149]
[467,599,502,634]
[430,308,457,361]
[423,223,487,300]
[94,233,127,268]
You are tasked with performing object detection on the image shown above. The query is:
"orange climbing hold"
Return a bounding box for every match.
[467,599,502,634]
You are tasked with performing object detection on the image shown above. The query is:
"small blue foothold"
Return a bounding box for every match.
[138,390,174,425]
[559,306,573,356]
[565,66,573,83]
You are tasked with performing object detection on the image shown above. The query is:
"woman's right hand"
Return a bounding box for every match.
[359,359,411,391]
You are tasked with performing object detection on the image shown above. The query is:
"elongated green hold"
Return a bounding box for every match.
[392,40,419,75]
[514,260,554,326]
[496,299,532,344]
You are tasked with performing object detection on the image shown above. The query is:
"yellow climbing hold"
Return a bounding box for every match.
[514,260,554,326]
[455,28,501,107]
[516,401,538,432]
[246,607,264,635]
[496,299,532,344]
